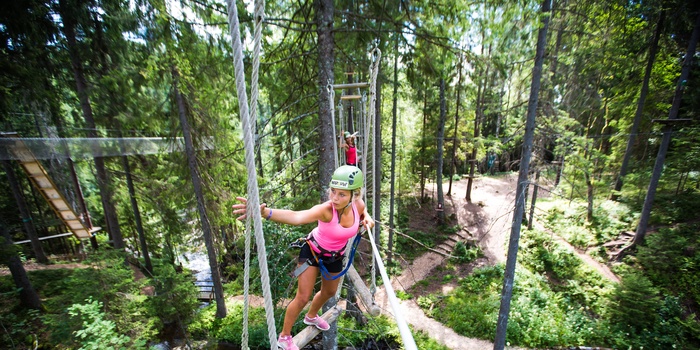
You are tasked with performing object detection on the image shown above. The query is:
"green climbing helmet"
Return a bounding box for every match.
[344,131,352,139]
[330,165,363,190]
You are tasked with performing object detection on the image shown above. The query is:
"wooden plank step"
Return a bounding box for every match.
[293,307,342,348]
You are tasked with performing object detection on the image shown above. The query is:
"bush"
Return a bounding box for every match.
[192,303,275,348]
[606,272,660,333]
[450,241,482,264]
[67,297,135,350]
[637,224,700,306]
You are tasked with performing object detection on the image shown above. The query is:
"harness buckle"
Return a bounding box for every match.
[288,237,306,249]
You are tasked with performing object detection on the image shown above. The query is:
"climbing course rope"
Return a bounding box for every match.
[337,100,344,167]
[225,0,278,349]
[241,0,265,348]
[327,83,338,169]
[367,48,381,297]
[365,226,418,350]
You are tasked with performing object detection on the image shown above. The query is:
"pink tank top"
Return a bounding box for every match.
[346,145,357,165]
[310,202,360,252]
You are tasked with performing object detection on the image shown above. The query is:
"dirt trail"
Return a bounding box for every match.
[0,262,88,276]
[374,174,618,349]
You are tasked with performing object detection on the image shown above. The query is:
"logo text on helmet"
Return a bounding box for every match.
[331,179,349,188]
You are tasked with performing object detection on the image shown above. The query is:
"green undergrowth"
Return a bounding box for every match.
[418,196,700,349]
[190,301,449,349]
[0,250,198,349]
[387,195,461,274]
[542,198,635,255]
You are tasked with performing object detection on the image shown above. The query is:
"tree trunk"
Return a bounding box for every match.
[612,11,665,200]
[467,42,489,202]
[59,0,123,249]
[586,170,594,222]
[527,170,540,230]
[317,0,335,196]
[119,137,152,275]
[316,0,339,346]
[388,39,399,265]
[633,12,700,247]
[436,78,447,225]
[420,90,428,200]
[1,223,42,310]
[494,0,551,348]
[1,159,49,263]
[448,52,464,196]
[172,66,226,318]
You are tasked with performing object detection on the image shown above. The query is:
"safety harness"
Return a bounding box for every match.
[291,228,364,280]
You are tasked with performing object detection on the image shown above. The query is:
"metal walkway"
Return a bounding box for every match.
[1,132,95,239]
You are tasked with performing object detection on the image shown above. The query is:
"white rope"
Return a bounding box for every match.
[241,0,265,348]
[365,226,418,350]
[329,83,338,168]
[225,1,277,348]
[360,92,367,183]
[367,48,381,295]
[337,101,344,167]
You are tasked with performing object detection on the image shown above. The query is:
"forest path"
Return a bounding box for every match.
[373,174,525,350]
[0,262,88,276]
[374,173,618,349]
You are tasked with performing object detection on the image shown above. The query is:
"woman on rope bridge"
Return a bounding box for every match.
[233,165,374,350]
[340,130,358,166]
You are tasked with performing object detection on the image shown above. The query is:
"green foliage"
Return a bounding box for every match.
[0,308,42,349]
[433,267,502,339]
[336,315,399,346]
[545,199,636,255]
[395,229,438,260]
[417,294,440,317]
[605,274,694,349]
[545,204,595,248]
[396,289,413,300]
[0,252,199,347]
[636,224,700,342]
[450,241,482,264]
[147,260,199,325]
[67,297,134,350]
[519,229,582,281]
[203,303,273,348]
[647,192,700,226]
[337,314,450,349]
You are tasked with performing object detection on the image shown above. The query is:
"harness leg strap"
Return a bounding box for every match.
[293,259,313,277]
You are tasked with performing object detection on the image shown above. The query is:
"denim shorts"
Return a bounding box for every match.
[298,242,343,273]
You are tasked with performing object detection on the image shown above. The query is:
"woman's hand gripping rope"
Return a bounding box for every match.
[360,212,375,231]
[232,196,270,221]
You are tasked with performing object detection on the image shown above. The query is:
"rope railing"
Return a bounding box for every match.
[365,226,418,350]
[225,0,278,348]
[241,0,265,348]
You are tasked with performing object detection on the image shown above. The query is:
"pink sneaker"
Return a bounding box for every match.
[304,315,330,331]
[277,334,298,350]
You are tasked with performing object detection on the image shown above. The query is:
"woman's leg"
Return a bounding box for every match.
[281,264,318,336]
[305,272,341,318]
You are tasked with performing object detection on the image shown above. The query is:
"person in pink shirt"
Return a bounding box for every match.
[233,165,374,350]
[340,130,357,166]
